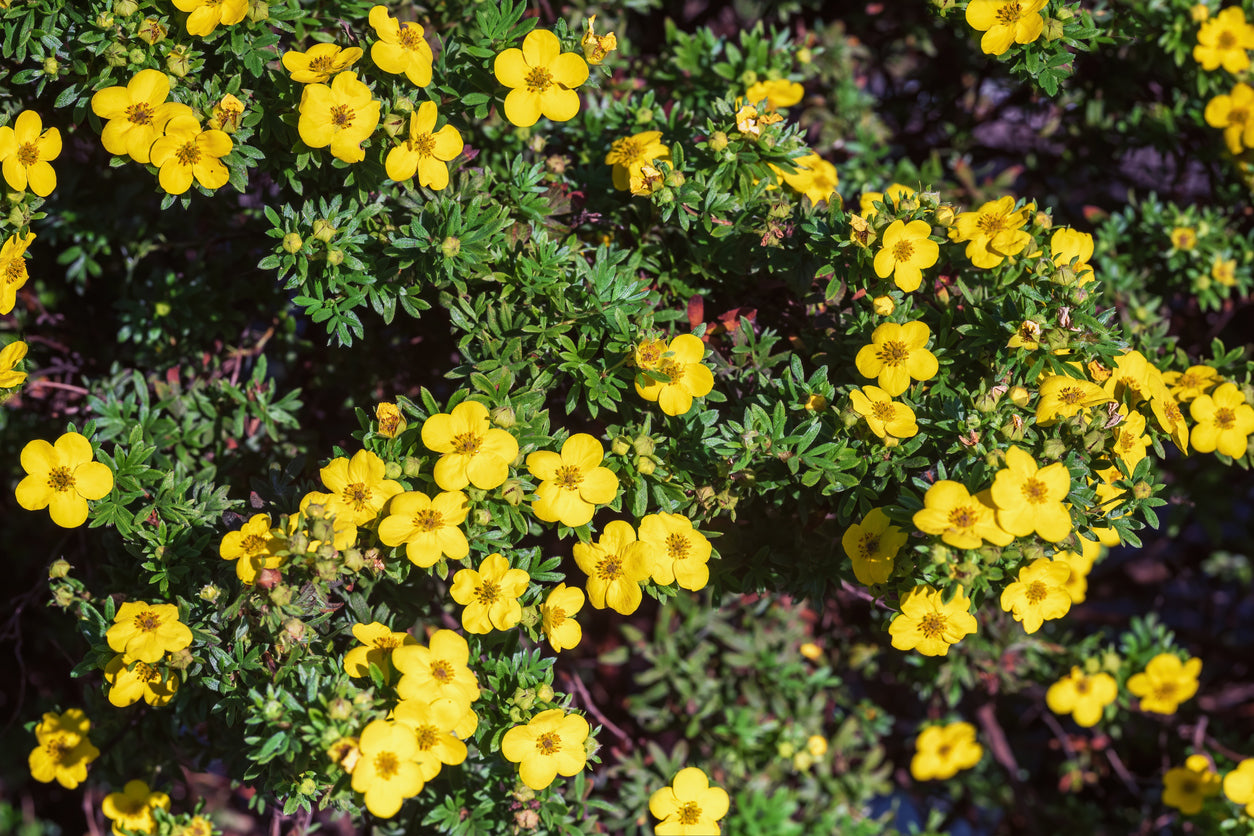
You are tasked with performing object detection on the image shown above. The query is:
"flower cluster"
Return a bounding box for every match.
[103,601,193,707]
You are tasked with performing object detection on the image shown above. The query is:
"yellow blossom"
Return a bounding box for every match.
[422,399,518,491]
[0,339,28,388]
[571,519,655,614]
[1127,653,1202,714]
[639,512,713,590]
[28,709,100,788]
[104,654,179,707]
[635,334,715,416]
[841,507,906,585]
[393,629,481,707]
[605,131,670,192]
[342,621,418,680]
[378,490,469,567]
[208,93,244,132]
[1050,227,1095,283]
[149,114,232,195]
[392,697,470,781]
[854,320,939,397]
[106,601,193,663]
[849,385,919,444]
[90,69,195,164]
[528,434,619,527]
[1193,6,1254,73]
[1162,755,1221,814]
[281,43,364,84]
[16,431,114,528]
[913,481,1013,549]
[746,78,804,110]
[1035,374,1112,425]
[1046,667,1117,727]
[1211,256,1237,287]
[999,557,1073,633]
[1170,226,1197,250]
[318,448,403,526]
[1205,82,1254,154]
[777,153,839,205]
[581,15,617,65]
[874,219,938,292]
[369,5,433,86]
[1164,365,1220,402]
[0,231,34,315]
[0,110,61,196]
[1223,759,1254,815]
[449,553,530,634]
[1189,382,1254,457]
[102,780,170,836]
[952,196,1032,268]
[734,103,783,136]
[351,719,424,818]
[1008,319,1042,350]
[965,0,1048,55]
[541,583,584,652]
[649,767,730,834]
[494,29,589,127]
[889,584,978,656]
[172,0,246,36]
[297,71,381,164]
[501,709,589,790]
[219,513,282,584]
[989,446,1072,541]
[386,101,463,189]
[910,722,983,780]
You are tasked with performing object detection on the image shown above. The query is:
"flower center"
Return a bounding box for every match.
[554,465,583,490]
[1181,777,1199,794]
[919,612,949,638]
[1020,477,1048,503]
[677,802,703,826]
[525,66,553,92]
[373,751,399,779]
[994,2,1024,25]
[343,483,371,510]
[1214,407,1236,429]
[414,724,438,750]
[1074,679,1090,694]
[1229,107,1249,126]
[596,555,623,580]
[658,357,684,383]
[135,661,161,683]
[474,579,500,605]
[636,341,663,367]
[858,533,881,559]
[412,509,443,532]
[5,258,27,286]
[330,104,355,129]
[174,139,202,167]
[430,660,454,683]
[17,142,39,167]
[535,731,561,755]
[948,505,977,529]
[977,211,1007,235]
[666,533,690,559]
[1058,386,1085,405]
[892,240,914,262]
[610,137,643,166]
[546,606,566,628]
[48,465,76,493]
[46,736,73,762]
[1218,30,1238,50]
[134,610,161,632]
[870,401,896,422]
[1025,580,1049,603]
[374,636,400,650]
[409,131,436,157]
[398,23,423,50]
[126,102,155,126]
[241,534,268,554]
[308,55,334,73]
[1153,682,1177,702]
[876,340,910,366]
[451,432,482,455]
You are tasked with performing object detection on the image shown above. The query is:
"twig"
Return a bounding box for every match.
[562,670,630,744]
[1105,744,1140,797]
[29,379,89,395]
[975,702,1020,776]
[1040,711,1077,760]
[83,785,103,836]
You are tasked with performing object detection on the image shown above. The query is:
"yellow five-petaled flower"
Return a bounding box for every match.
[16,432,114,528]
[0,110,61,197]
[297,71,381,164]
[494,29,590,128]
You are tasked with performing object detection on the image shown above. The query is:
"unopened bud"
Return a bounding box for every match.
[500,478,524,506]
[611,435,631,456]
[167,648,194,670]
[441,236,461,258]
[48,559,71,580]
[384,461,402,480]
[104,42,129,66]
[1008,385,1031,408]
[403,456,422,478]
[113,0,138,15]
[312,219,337,243]
[198,583,221,602]
[1132,481,1153,500]
[635,107,654,124]
[512,687,537,711]
[52,586,75,608]
[474,508,492,527]
[42,57,60,77]
[635,456,656,475]
[255,568,281,589]
[247,0,269,22]
[282,232,303,253]
[935,205,957,227]
[137,17,166,45]
[342,549,364,572]
[1041,438,1067,460]
[1034,211,1052,229]
[328,698,353,721]
[490,404,515,428]
[166,47,190,78]
[128,47,147,64]
[632,435,655,456]
[740,69,759,87]
[709,131,729,153]
[325,249,345,266]
[536,682,555,702]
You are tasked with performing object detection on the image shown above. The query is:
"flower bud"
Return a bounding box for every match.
[375,402,406,438]
[807,735,828,757]
[403,456,422,478]
[1041,438,1068,460]
[381,111,407,139]
[1057,6,1075,20]
[930,543,953,565]
[342,548,365,572]
[935,204,957,227]
[511,784,536,803]
[528,133,546,154]
[611,435,632,456]
[792,752,814,771]
[441,236,461,259]
[52,586,75,608]
[328,698,353,721]
[512,687,537,711]
[804,394,829,412]
[740,69,759,87]
[490,404,516,428]
[209,94,244,133]
[137,17,166,45]
[635,107,655,125]
[48,559,71,580]
[42,57,60,77]
[166,47,191,78]
[284,618,306,643]
[799,642,822,660]
[256,568,281,589]
[1132,481,1154,500]
[198,583,221,602]
[777,741,796,759]
[282,232,303,253]
[665,170,686,189]
[312,219,337,243]
[536,682,555,702]
[974,388,1002,413]
[797,46,813,64]
[708,131,729,152]
[1034,211,1052,230]
[325,249,345,266]
[247,0,269,23]
[104,42,129,66]
[128,47,147,65]
[500,478,524,506]
[384,461,402,481]
[166,648,194,670]
[632,435,655,457]
[113,0,138,15]
[636,456,656,475]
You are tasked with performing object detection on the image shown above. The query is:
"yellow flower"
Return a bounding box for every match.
[1046,667,1117,727]
[1162,755,1221,815]
[149,114,232,195]
[393,629,481,707]
[1053,546,1092,603]
[494,29,589,127]
[90,69,195,164]
[807,735,828,757]
[634,336,666,370]
[1035,374,1112,425]
[1,339,28,388]
[803,393,830,411]
[384,101,463,189]
[218,513,282,583]
[1149,391,1190,454]
[106,601,193,663]
[1050,227,1095,283]
[104,654,179,707]
[281,43,364,84]
[102,780,170,836]
[1170,226,1197,250]
[860,183,916,218]
[1127,653,1202,714]
[369,5,434,86]
[28,710,99,788]
[965,0,1048,55]
[1189,382,1254,457]
[1111,409,1151,473]
[207,93,244,132]
[777,152,839,205]
[16,431,114,528]
[500,708,589,790]
[541,583,584,652]
[854,321,939,397]
[1205,82,1254,154]
[527,433,618,527]
[910,722,983,780]
[634,334,715,416]
[377,490,470,568]
[639,512,713,590]
[1211,255,1237,287]
[913,481,1013,549]
[849,213,876,248]
[649,766,730,834]
[318,449,403,526]
[571,519,655,614]
[1104,350,1166,407]
[1194,6,1254,73]
[0,110,61,196]
[0,230,34,315]
[181,816,214,836]
[841,507,906,585]
[449,553,530,634]
[734,103,783,136]
[351,719,424,818]
[889,584,978,656]
[605,131,670,192]
[374,402,406,437]
[871,295,894,315]
[874,219,938,292]
[342,621,418,680]
[746,78,804,110]
[172,0,246,36]
[999,557,1073,633]
[1223,759,1254,815]
[989,446,1072,542]
[1192,4,1211,22]
[422,400,519,491]
[296,490,359,550]
[1164,365,1220,402]
[297,71,381,164]
[392,697,470,781]
[952,196,1032,268]
[849,385,919,444]
[581,15,617,65]
[1007,319,1042,350]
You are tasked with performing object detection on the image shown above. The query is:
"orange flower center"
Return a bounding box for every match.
[1020,477,1048,503]
[554,465,583,490]
[330,104,355,129]
[241,533,268,554]
[635,341,663,367]
[658,357,684,383]
[174,139,201,167]
[1218,30,1238,49]
[430,660,454,683]
[937,743,953,759]
[666,533,690,559]
[414,725,438,750]
[133,610,161,632]
[5,258,27,286]
[1214,407,1236,429]
[48,465,75,493]
[1025,580,1049,603]
[343,483,371,510]
[308,55,334,74]
[870,401,896,423]
[408,131,436,157]
[398,23,423,51]
[374,636,400,650]
[474,579,500,605]
[919,612,949,638]
[977,210,1008,235]
[1058,386,1085,405]
[892,240,914,262]
[525,66,553,92]
[995,3,1024,25]
[17,142,39,167]
[45,736,73,762]
[1074,678,1090,694]
[412,509,443,532]
[373,751,399,779]
[610,137,643,167]
[452,431,482,455]
[1152,682,1177,702]
[597,555,623,580]
[948,505,977,529]
[126,102,155,126]
[545,606,566,628]
[535,731,561,755]
[875,339,910,367]
[678,802,703,825]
